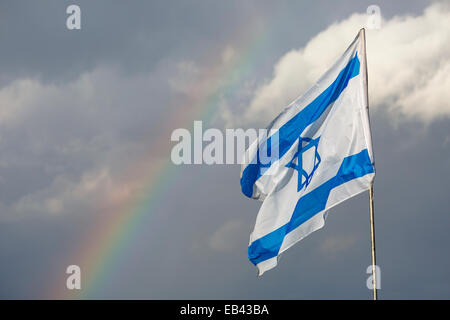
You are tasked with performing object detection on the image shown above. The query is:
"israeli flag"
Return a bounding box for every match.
[240,30,375,275]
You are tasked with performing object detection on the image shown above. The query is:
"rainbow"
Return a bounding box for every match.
[48,23,272,299]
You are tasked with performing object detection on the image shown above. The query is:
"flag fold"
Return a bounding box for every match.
[240,30,375,275]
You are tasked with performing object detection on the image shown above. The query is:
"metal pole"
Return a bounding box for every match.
[369,185,377,300]
[360,28,378,300]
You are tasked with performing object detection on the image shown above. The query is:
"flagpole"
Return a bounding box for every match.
[360,28,378,300]
[368,185,377,300]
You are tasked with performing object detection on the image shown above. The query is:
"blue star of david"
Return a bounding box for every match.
[286,136,321,192]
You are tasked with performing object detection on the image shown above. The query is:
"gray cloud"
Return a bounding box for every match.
[1,0,449,300]
[208,219,248,253]
[0,65,175,220]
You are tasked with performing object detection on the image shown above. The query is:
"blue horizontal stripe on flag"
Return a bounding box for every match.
[248,149,374,266]
[240,53,361,198]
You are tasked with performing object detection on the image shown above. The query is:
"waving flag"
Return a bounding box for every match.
[241,30,375,275]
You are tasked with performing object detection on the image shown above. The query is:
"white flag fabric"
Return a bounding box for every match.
[240,30,375,275]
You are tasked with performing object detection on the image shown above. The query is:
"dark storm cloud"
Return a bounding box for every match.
[0,0,269,82]
[1,0,447,300]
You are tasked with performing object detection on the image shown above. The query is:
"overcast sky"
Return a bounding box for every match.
[0,0,449,299]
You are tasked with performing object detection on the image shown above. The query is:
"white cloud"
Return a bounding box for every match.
[240,2,450,125]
